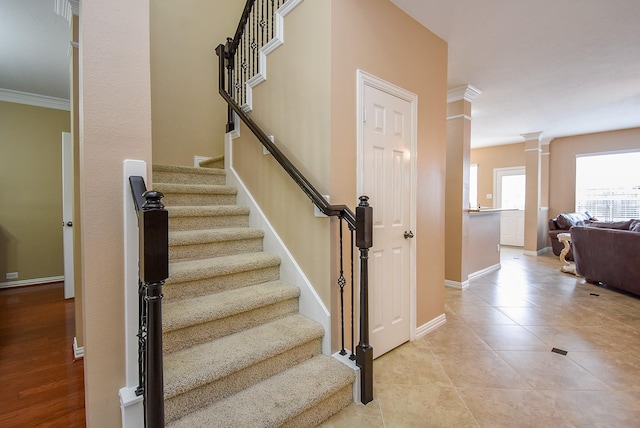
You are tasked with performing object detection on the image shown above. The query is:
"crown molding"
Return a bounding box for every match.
[447,84,482,103]
[521,131,543,141]
[0,88,70,111]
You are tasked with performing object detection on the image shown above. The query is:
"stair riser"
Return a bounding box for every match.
[168,215,249,231]
[169,238,263,262]
[281,384,354,428]
[163,298,299,354]
[162,193,236,207]
[154,171,226,186]
[164,266,281,300]
[165,338,322,424]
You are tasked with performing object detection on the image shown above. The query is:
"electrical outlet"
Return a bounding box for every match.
[6,272,18,280]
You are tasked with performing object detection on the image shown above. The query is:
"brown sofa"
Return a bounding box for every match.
[548,211,596,260]
[571,220,640,296]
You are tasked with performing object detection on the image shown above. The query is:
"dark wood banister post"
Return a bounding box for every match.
[355,196,373,404]
[139,190,168,427]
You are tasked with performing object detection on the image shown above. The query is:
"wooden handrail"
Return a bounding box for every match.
[215,45,356,229]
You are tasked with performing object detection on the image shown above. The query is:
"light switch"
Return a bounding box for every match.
[486,194,493,199]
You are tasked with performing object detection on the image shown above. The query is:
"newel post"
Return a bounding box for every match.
[355,195,373,404]
[139,190,168,427]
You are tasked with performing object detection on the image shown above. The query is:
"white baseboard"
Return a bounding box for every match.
[0,275,64,289]
[524,247,549,256]
[444,279,469,289]
[468,263,501,280]
[415,313,446,340]
[73,337,84,359]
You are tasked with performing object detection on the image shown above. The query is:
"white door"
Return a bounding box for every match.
[495,167,525,246]
[361,80,414,358]
[62,132,74,299]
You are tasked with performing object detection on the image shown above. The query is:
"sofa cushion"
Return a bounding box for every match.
[631,221,640,232]
[589,220,633,230]
[556,211,593,229]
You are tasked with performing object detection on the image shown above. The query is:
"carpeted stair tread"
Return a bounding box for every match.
[167,205,249,218]
[169,227,264,246]
[164,314,324,398]
[163,280,300,333]
[155,182,237,195]
[167,354,356,428]
[198,155,224,168]
[154,164,225,176]
[167,252,280,284]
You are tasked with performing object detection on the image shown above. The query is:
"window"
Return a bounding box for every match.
[575,151,640,221]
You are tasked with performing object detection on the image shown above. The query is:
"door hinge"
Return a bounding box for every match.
[363,107,367,123]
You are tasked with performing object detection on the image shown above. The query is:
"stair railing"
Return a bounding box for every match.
[129,176,169,426]
[216,0,374,404]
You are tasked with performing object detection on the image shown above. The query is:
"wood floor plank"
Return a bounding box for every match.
[0,282,85,427]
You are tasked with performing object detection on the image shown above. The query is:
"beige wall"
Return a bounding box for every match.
[466,212,501,277]
[80,0,152,424]
[233,0,332,304]
[0,101,69,283]
[471,142,525,208]
[549,127,640,218]
[331,0,448,329]
[150,0,246,167]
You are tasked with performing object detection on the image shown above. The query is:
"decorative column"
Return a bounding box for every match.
[522,132,545,255]
[445,85,482,288]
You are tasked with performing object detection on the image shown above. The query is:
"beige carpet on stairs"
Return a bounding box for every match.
[152,164,355,427]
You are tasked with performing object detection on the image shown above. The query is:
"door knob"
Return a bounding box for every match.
[404,230,414,239]
[66,221,73,227]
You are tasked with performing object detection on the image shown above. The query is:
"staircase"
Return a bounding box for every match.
[153,164,355,427]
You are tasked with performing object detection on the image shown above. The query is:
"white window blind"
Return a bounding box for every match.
[575,151,640,221]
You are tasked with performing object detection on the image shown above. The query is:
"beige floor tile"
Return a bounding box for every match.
[498,350,611,390]
[376,383,479,428]
[469,324,549,351]
[457,388,575,428]
[318,400,384,427]
[538,390,640,427]
[373,342,452,387]
[449,304,517,325]
[568,351,640,391]
[432,349,531,389]
[422,320,492,351]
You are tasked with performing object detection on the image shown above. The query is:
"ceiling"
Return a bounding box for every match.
[2,0,640,147]
[0,0,71,100]
[391,0,640,147]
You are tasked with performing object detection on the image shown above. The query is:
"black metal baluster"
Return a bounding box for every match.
[350,227,356,360]
[338,218,347,356]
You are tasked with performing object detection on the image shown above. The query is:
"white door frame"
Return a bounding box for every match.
[493,166,526,208]
[356,69,418,342]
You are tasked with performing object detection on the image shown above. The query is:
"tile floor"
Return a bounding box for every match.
[320,247,640,427]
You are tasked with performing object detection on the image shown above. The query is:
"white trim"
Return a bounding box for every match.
[0,88,70,111]
[194,156,212,167]
[73,337,84,359]
[447,114,472,121]
[447,84,482,103]
[122,161,146,386]
[521,131,542,141]
[468,263,501,280]
[225,132,332,355]
[523,247,549,256]
[415,314,446,340]
[356,69,419,344]
[445,279,470,290]
[0,276,64,289]
[524,147,542,153]
[332,352,360,403]
[243,0,304,112]
[121,160,146,427]
[119,386,144,428]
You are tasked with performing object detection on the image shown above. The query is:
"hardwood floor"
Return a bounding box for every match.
[0,282,85,427]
